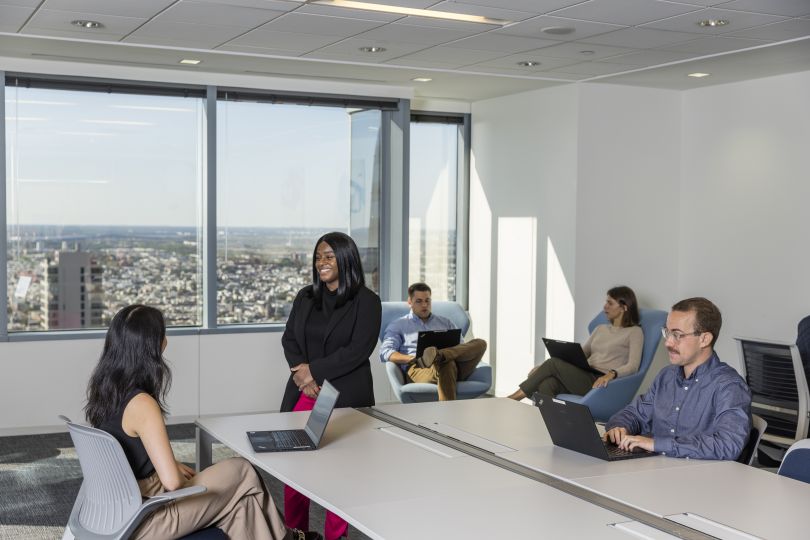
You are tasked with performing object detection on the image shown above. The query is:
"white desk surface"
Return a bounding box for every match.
[375,398,810,540]
[197,408,643,540]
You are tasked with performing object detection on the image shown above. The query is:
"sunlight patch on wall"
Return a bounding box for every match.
[468,155,491,361]
[494,217,536,396]
[545,236,575,341]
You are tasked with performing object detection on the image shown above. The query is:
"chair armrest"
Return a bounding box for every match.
[466,364,492,384]
[385,361,406,402]
[150,485,206,503]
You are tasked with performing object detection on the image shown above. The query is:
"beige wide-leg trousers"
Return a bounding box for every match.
[132,457,290,540]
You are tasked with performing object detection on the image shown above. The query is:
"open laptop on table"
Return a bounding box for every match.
[415,328,462,358]
[247,380,340,453]
[541,338,603,376]
[535,395,655,461]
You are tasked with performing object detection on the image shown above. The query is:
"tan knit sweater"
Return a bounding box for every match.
[582,324,643,377]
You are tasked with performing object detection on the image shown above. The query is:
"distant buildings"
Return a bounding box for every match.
[41,248,104,329]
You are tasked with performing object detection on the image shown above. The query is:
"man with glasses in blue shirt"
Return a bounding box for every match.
[605,297,751,460]
[380,282,487,401]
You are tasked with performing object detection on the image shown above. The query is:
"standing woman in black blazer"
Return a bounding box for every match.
[280,231,381,540]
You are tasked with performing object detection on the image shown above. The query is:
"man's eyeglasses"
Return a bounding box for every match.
[661,327,702,342]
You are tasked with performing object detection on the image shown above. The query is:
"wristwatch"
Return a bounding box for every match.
[609,369,618,379]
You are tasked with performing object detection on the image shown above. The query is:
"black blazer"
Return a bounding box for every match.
[280,284,381,412]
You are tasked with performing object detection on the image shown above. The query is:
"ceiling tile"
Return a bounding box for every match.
[0,5,34,32]
[496,15,625,42]
[258,12,385,37]
[352,22,481,45]
[226,29,344,51]
[551,0,702,26]
[395,15,499,32]
[430,1,540,21]
[2,0,41,6]
[447,33,560,53]
[725,18,810,41]
[468,51,580,70]
[719,0,810,17]
[393,45,507,65]
[582,27,698,48]
[601,49,694,66]
[530,40,636,60]
[660,35,772,54]
[640,8,787,35]
[157,1,286,27]
[24,9,146,36]
[546,61,631,75]
[306,37,429,61]
[385,57,464,69]
[125,20,250,48]
[198,0,299,10]
[216,44,302,56]
[39,0,175,18]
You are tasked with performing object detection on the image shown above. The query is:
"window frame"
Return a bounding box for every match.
[0,71,469,341]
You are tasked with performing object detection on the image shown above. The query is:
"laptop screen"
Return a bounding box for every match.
[304,380,339,445]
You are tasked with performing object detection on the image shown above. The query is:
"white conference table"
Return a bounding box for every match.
[196,407,652,540]
[375,398,810,540]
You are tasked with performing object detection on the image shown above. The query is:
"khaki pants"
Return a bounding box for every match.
[518,357,598,399]
[407,339,487,401]
[132,457,289,540]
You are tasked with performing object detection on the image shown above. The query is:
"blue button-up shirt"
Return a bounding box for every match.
[606,352,751,460]
[379,312,458,369]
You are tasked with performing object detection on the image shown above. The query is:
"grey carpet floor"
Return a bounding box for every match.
[0,425,370,540]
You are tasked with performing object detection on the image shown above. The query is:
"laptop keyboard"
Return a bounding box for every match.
[604,441,646,459]
[272,430,312,448]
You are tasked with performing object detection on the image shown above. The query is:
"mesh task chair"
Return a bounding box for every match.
[777,439,810,484]
[736,414,767,466]
[61,417,225,540]
[555,308,668,422]
[380,301,492,403]
[734,337,810,450]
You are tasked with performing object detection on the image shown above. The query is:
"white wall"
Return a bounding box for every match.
[0,332,393,434]
[470,85,579,395]
[680,70,810,366]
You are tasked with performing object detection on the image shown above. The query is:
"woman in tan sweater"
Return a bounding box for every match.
[508,286,643,401]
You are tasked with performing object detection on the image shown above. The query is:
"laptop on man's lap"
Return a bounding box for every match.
[247,380,340,453]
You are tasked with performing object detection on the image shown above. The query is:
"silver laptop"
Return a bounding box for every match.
[247,380,340,453]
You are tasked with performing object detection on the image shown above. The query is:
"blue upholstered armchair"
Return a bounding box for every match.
[379,301,492,403]
[555,308,667,422]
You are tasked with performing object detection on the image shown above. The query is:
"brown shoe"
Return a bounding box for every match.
[419,346,439,368]
[289,529,323,540]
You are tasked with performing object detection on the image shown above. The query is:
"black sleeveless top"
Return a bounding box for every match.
[98,390,156,480]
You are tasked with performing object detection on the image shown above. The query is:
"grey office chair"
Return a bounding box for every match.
[736,414,767,466]
[777,439,810,484]
[62,417,222,540]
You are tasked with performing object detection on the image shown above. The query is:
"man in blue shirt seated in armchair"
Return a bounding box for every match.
[380,282,487,401]
[605,297,752,460]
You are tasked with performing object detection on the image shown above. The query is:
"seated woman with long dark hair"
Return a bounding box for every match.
[85,304,320,540]
[508,286,643,401]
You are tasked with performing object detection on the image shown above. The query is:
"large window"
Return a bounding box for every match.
[5,81,205,331]
[216,96,381,325]
[408,116,463,301]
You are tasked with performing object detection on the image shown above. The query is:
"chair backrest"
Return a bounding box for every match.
[777,439,810,484]
[587,308,668,376]
[798,315,810,384]
[67,421,143,535]
[379,301,471,343]
[737,414,767,466]
[735,337,809,444]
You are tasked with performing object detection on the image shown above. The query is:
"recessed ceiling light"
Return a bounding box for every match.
[517,61,541,67]
[309,0,510,25]
[698,19,729,28]
[688,72,711,78]
[541,26,575,35]
[579,50,596,55]
[412,77,433,83]
[71,20,103,29]
[179,59,202,65]
[359,46,386,53]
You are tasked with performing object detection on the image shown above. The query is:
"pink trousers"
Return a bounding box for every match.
[284,393,349,540]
